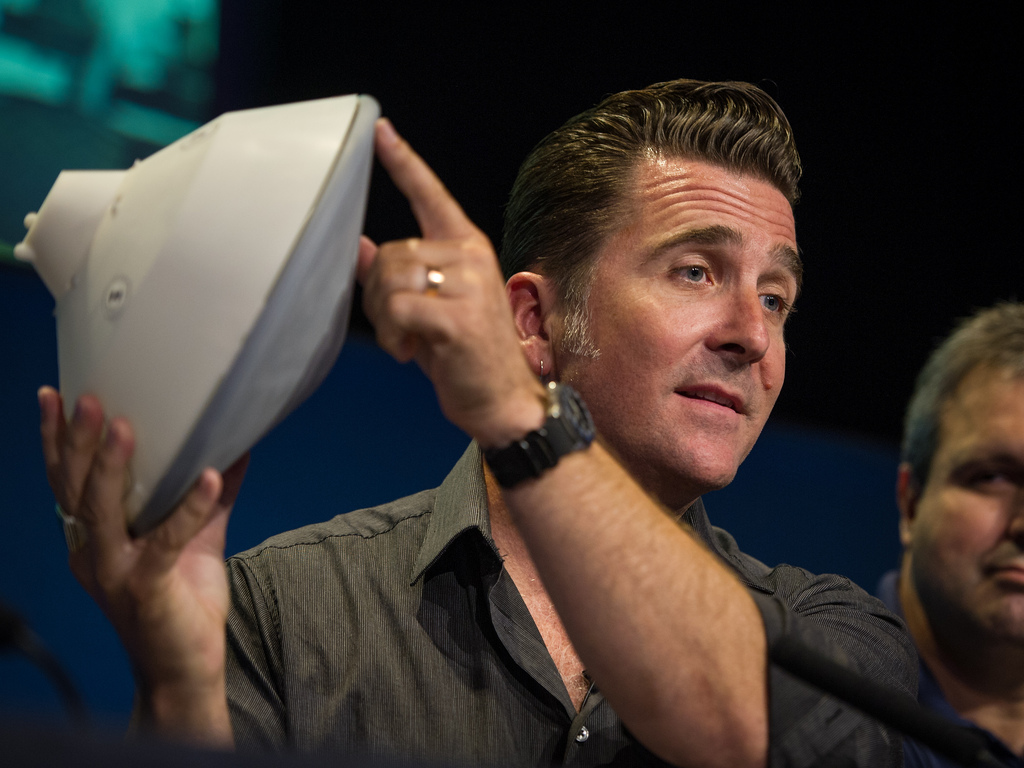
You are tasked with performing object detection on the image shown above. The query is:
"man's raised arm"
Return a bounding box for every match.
[38,387,246,748]
[358,118,770,768]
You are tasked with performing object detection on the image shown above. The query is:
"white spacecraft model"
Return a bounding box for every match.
[16,94,379,534]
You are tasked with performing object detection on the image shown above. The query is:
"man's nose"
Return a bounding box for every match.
[707,290,771,364]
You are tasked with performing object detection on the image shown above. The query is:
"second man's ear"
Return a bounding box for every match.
[896,462,921,547]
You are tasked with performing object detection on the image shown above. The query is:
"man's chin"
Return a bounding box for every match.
[611,436,745,508]
[649,464,740,511]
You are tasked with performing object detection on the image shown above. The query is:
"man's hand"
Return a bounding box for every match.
[357,118,546,448]
[38,386,243,747]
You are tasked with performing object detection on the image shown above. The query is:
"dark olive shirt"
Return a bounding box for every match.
[225,444,915,767]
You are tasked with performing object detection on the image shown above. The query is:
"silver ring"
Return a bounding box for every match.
[55,503,88,554]
[425,267,445,294]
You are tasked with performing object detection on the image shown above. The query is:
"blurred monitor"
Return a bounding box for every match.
[1,0,221,265]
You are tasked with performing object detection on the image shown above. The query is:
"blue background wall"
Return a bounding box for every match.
[0,264,902,730]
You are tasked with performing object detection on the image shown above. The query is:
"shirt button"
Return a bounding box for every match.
[575,726,590,743]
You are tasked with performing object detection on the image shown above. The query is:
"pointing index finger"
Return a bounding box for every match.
[374,118,481,241]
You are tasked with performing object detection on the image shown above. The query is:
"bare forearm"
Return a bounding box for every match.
[502,444,768,768]
[38,388,241,751]
[138,677,234,749]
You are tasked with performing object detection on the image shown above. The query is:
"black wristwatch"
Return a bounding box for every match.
[483,381,595,488]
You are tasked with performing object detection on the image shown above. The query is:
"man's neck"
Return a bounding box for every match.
[899,568,1024,754]
[484,467,541,595]
[480,457,701,713]
[483,466,591,710]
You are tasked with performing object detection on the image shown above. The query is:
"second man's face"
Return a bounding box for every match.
[903,368,1024,647]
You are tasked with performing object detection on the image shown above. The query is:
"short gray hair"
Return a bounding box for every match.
[901,301,1024,487]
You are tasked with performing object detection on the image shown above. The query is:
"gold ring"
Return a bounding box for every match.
[55,503,88,554]
[425,267,445,294]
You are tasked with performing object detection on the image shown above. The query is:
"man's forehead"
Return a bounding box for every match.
[937,371,1024,451]
[629,156,797,241]
[633,153,795,206]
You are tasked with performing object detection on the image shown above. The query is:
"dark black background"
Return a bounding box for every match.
[1,4,1018,723]
[223,3,1021,446]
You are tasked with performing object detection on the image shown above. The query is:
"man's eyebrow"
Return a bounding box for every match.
[949,451,1024,472]
[770,242,804,295]
[646,225,804,293]
[646,225,741,259]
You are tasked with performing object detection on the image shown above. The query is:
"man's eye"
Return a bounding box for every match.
[954,463,1024,493]
[966,470,1007,489]
[681,266,706,282]
[761,294,786,313]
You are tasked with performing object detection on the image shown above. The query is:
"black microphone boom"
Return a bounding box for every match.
[1,599,89,725]
[770,634,1001,767]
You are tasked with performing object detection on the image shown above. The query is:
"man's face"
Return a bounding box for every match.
[901,368,1024,648]
[555,157,800,509]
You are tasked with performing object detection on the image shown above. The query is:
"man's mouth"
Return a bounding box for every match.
[678,389,741,413]
[988,558,1024,577]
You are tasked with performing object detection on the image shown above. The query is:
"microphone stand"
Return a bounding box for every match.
[1,600,89,726]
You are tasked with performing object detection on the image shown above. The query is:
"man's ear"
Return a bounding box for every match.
[897,462,921,547]
[507,271,558,377]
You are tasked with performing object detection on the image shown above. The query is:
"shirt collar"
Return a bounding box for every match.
[680,496,721,550]
[410,441,495,584]
[408,445,720,585]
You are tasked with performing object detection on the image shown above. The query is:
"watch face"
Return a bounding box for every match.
[558,384,596,443]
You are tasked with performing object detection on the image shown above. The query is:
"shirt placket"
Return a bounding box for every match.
[560,682,606,766]
[487,566,605,763]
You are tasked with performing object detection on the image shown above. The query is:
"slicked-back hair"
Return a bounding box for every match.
[499,79,802,356]
[902,301,1024,487]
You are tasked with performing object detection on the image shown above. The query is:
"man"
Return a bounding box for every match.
[877,302,1024,767]
[39,80,914,766]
